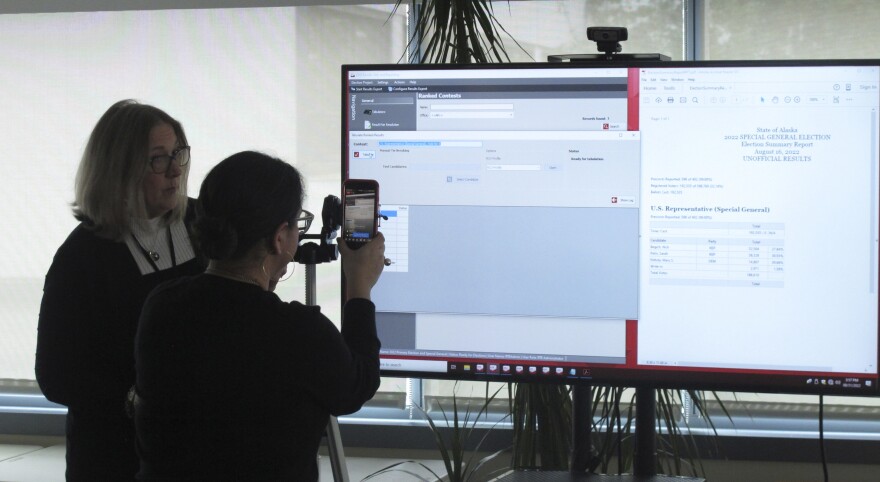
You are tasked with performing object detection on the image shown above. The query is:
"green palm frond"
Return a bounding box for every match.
[510,383,572,470]
[590,387,727,477]
[393,0,530,64]
[361,460,443,481]
[366,382,509,482]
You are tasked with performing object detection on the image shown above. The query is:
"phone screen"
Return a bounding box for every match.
[342,180,379,249]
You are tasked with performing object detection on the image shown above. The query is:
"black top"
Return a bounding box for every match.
[134,274,381,481]
[36,209,204,481]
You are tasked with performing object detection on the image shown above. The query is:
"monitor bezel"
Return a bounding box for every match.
[341,58,880,396]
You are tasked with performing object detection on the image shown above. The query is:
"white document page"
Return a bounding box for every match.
[637,66,879,374]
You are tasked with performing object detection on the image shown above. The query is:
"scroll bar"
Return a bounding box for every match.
[872,107,878,294]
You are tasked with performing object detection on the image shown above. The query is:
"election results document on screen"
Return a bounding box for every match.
[636,66,880,375]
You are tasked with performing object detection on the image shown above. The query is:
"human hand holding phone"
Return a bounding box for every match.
[338,231,385,301]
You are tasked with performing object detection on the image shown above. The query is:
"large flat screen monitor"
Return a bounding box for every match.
[342,60,880,395]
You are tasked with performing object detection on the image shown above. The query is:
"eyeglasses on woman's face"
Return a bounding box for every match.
[149,145,191,174]
[295,210,314,235]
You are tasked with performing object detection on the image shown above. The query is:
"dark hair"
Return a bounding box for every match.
[74,99,190,240]
[194,151,304,260]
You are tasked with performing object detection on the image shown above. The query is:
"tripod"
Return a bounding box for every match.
[294,195,349,482]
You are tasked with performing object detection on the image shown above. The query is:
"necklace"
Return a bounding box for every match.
[205,267,262,287]
[130,225,176,272]
[136,233,161,261]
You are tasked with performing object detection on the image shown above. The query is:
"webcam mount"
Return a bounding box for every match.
[548,26,670,62]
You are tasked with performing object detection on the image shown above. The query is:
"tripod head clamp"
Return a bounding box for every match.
[294,194,341,265]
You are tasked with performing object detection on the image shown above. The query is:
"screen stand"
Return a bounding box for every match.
[570,384,592,472]
[633,388,657,477]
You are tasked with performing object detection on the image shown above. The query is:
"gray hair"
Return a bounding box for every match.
[73,99,189,240]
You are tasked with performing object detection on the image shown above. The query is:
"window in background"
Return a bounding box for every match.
[1,0,877,449]
[701,0,880,60]
[495,0,686,62]
[0,5,407,388]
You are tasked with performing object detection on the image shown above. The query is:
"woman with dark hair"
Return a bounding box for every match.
[36,99,205,480]
[134,151,385,480]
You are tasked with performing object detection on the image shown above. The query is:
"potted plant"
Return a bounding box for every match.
[364,382,509,482]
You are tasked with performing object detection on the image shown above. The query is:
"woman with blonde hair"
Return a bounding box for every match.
[36,99,205,480]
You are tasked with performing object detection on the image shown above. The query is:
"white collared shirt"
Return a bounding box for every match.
[125,217,196,275]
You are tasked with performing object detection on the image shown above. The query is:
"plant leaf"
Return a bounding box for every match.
[361,459,444,481]
[390,0,527,64]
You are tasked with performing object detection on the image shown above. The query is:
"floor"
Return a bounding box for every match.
[5,443,880,482]
[0,444,449,482]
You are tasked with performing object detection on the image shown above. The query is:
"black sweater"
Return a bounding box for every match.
[36,220,204,480]
[134,274,381,481]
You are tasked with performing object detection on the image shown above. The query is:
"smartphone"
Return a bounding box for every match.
[342,179,379,250]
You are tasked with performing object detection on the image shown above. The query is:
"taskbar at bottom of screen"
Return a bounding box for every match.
[380,357,593,381]
[379,357,880,394]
